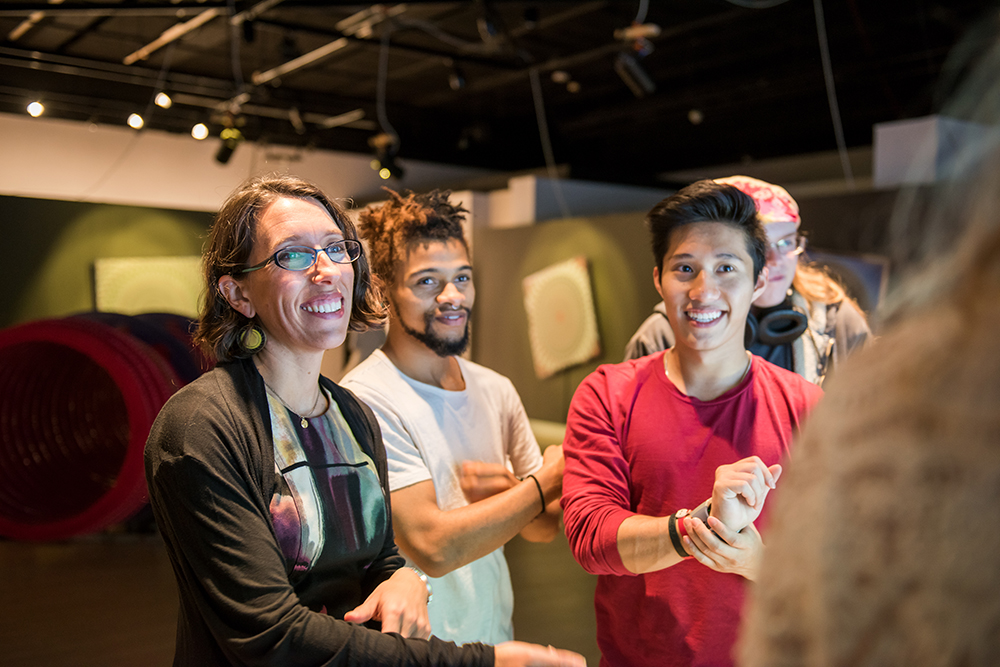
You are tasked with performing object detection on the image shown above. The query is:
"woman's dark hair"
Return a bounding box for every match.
[646,180,768,281]
[194,174,387,362]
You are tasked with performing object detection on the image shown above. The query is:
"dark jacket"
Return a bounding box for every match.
[145,357,491,667]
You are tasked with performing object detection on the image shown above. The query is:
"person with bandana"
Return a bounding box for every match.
[624,175,870,384]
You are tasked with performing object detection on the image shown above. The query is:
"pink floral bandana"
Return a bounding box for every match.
[714,175,800,227]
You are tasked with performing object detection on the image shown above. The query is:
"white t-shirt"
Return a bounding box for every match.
[341,349,542,645]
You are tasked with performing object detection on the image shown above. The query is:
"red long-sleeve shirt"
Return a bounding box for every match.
[562,352,822,667]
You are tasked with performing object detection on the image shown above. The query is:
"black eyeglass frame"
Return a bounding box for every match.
[239,239,363,274]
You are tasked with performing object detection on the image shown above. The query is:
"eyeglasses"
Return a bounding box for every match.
[768,235,806,257]
[240,239,362,273]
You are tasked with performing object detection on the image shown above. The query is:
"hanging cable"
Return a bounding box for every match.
[377,21,399,144]
[529,67,571,219]
[634,0,649,25]
[77,43,177,201]
[814,0,855,187]
[228,0,245,94]
[724,0,792,8]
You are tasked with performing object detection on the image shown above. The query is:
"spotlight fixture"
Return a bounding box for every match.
[449,64,466,91]
[191,123,209,140]
[368,132,405,180]
[154,92,172,109]
[215,127,244,164]
[26,101,44,117]
[127,113,144,129]
[614,52,656,98]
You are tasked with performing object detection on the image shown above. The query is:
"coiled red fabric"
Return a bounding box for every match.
[0,314,206,540]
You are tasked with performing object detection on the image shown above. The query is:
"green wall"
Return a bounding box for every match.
[472,211,660,423]
[0,195,213,329]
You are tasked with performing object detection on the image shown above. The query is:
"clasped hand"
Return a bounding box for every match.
[343,567,431,639]
[710,455,781,532]
[681,514,765,581]
[678,455,782,581]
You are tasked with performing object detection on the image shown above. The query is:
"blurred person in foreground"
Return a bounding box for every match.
[562,180,823,666]
[625,176,870,385]
[144,174,584,667]
[738,19,1000,667]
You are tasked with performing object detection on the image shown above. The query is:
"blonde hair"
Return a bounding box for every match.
[792,261,849,305]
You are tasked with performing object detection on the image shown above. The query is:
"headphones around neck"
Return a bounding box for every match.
[745,297,809,347]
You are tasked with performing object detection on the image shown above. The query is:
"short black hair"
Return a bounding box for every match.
[647,180,768,281]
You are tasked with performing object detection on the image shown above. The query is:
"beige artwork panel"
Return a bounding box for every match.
[94,256,202,318]
[522,256,601,380]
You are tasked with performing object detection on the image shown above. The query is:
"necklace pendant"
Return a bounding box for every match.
[300,416,308,428]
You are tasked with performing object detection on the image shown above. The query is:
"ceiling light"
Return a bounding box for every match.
[191,123,209,140]
[26,101,44,117]
[155,92,172,109]
[215,127,244,164]
[368,132,405,180]
[614,52,656,98]
[449,64,466,91]
[127,113,144,129]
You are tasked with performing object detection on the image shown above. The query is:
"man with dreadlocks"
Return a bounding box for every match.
[342,189,564,646]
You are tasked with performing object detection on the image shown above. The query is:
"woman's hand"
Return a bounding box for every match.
[681,515,765,581]
[495,641,587,667]
[459,461,519,503]
[343,568,431,639]
[710,456,781,532]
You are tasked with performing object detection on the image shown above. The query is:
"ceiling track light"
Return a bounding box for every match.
[27,100,44,117]
[368,132,405,181]
[127,112,144,129]
[614,52,656,98]
[215,117,245,164]
[154,92,172,109]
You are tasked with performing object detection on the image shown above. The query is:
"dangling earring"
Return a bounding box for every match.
[239,322,266,354]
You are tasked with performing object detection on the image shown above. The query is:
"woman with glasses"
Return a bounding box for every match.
[144,175,583,667]
[625,175,870,385]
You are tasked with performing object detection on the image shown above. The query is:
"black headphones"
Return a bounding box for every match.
[745,299,808,347]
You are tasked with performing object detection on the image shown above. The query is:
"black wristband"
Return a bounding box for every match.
[667,510,688,558]
[525,473,546,515]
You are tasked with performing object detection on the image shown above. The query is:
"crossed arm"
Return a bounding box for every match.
[390,444,564,578]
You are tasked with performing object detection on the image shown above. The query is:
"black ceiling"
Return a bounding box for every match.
[1,1,995,187]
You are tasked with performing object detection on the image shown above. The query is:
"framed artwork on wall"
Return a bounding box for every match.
[94,256,202,318]
[522,256,601,379]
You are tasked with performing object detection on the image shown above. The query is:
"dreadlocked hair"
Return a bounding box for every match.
[357,188,470,286]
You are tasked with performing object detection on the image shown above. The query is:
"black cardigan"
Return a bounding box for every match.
[145,357,492,666]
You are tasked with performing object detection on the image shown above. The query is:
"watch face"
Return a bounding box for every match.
[676,508,690,518]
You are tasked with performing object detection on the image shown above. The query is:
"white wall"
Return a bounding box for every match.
[0,112,498,212]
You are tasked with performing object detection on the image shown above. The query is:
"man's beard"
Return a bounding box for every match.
[397,306,471,357]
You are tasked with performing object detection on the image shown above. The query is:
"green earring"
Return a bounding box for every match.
[239,324,266,354]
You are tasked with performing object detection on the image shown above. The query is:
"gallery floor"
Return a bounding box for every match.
[1,526,600,666]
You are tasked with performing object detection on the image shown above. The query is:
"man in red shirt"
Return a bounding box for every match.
[562,180,823,667]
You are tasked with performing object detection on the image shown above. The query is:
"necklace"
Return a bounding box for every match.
[264,382,328,428]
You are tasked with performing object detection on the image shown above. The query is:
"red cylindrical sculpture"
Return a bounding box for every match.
[0,314,205,541]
